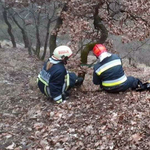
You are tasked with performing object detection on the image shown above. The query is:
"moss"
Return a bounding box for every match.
[81,43,96,64]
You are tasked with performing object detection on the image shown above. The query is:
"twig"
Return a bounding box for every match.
[121,39,150,59]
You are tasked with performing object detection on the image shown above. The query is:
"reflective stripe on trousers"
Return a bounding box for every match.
[102,75,127,87]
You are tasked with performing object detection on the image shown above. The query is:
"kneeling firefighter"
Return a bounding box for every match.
[92,44,149,93]
[37,45,83,104]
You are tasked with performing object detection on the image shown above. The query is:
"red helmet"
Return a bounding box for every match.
[93,44,107,57]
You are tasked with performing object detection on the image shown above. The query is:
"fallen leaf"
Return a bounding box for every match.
[132,133,142,142]
[6,143,16,150]
[34,122,44,130]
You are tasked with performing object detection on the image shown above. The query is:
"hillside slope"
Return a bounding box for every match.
[0,47,150,150]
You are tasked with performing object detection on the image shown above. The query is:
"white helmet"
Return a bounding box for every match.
[52,45,73,60]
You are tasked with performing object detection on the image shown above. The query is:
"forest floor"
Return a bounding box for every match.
[0,47,150,150]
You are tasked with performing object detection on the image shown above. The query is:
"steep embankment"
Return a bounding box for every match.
[0,47,150,150]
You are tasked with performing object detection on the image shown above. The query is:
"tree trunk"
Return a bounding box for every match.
[80,3,108,65]
[49,3,68,56]
[80,2,107,81]
[12,15,29,48]
[49,15,62,56]
[81,43,96,64]
[35,26,41,57]
[41,19,51,60]
[3,8,16,48]
[35,12,41,58]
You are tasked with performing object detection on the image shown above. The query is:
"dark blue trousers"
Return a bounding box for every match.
[102,76,141,93]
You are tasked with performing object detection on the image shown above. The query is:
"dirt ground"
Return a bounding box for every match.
[0,47,150,150]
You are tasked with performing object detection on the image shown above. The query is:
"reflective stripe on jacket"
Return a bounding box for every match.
[102,75,127,87]
[95,59,121,76]
[37,61,68,101]
[93,54,127,88]
[38,74,50,96]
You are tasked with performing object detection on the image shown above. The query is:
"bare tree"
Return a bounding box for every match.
[49,2,68,56]
[1,0,149,64]
[60,0,150,64]
[2,5,16,47]
[27,1,64,59]
[0,0,63,59]
[41,1,58,60]
[10,9,32,55]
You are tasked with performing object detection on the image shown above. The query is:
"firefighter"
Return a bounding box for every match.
[37,45,83,104]
[92,44,144,93]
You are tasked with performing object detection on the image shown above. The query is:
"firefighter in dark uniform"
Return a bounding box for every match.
[92,44,144,93]
[37,45,83,104]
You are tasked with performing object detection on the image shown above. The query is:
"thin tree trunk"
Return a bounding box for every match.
[41,19,51,60]
[49,16,62,56]
[3,8,16,48]
[49,3,68,56]
[12,15,29,48]
[35,12,41,58]
[81,2,108,65]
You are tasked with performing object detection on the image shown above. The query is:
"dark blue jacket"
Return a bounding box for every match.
[38,60,67,101]
[93,54,127,91]
[38,59,77,102]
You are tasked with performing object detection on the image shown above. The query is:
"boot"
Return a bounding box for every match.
[146,83,150,90]
[75,77,84,86]
[145,80,150,91]
[62,91,70,100]
[136,80,150,91]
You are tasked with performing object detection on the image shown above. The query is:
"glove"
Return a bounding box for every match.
[56,99,63,104]
[75,77,84,86]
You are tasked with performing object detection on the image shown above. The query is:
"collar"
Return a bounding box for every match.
[98,52,112,62]
[49,57,61,64]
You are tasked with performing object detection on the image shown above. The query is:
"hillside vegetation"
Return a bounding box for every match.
[0,46,150,150]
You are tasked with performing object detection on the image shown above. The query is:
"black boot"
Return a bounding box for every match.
[62,91,70,100]
[145,80,150,91]
[136,80,149,91]
[146,83,150,90]
[75,77,84,86]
